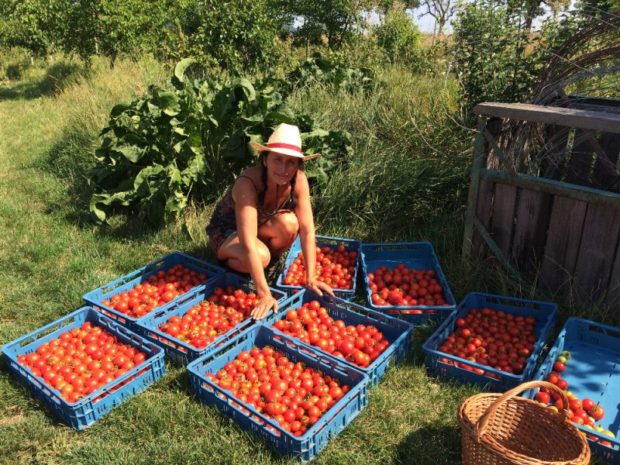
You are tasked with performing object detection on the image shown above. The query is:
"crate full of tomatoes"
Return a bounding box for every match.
[265,290,413,386]
[82,252,225,331]
[187,325,368,461]
[360,242,456,323]
[423,292,557,391]
[136,273,288,365]
[276,235,360,299]
[2,307,165,430]
[525,318,620,464]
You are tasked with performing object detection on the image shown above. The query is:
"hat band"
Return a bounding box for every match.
[266,142,302,154]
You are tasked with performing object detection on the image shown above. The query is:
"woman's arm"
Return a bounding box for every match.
[295,171,334,297]
[232,178,279,318]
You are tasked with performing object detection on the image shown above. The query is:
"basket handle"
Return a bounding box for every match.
[475,380,570,440]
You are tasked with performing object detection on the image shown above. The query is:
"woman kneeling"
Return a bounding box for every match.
[207,123,333,319]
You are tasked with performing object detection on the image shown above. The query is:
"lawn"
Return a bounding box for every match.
[0,58,608,465]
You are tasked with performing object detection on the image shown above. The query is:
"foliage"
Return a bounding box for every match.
[285,52,377,93]
[89,60,353,225]
[59,0,168,64]
[288,0,375,49]
[451,0,541,120]
[375,2,422,65]
[0,0,62,56]
[170,0,283,72]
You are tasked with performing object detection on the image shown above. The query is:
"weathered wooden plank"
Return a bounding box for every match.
[472,178,495,258]
[474,102,620,134]
[484,117,504,170]
[481,169,620,209]
[604,239,620,308]
[592,133,620,191]
[564,130,595,187]
[462,117,489,261]
[510,188,553,272]
[490,183,518,260]
[573,204,620,299]
[474,218,522,282]
[600,133,620,162]
[540,197,587,293]
[539,126,571,181]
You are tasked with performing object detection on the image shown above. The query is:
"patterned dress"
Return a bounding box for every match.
[206,175,296,252]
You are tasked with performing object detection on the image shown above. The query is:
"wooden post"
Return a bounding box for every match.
[462,117,489,261]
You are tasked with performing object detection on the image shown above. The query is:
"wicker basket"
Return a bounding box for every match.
[458,380,590,465]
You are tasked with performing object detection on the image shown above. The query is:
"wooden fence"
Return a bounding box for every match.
[462,101,620,304]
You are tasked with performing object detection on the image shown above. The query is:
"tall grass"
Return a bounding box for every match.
[287,68,471,241]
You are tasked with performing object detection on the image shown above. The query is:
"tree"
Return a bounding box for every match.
[179,0,283,71]
[0,0,64,56]
[289,0,375,49]
[60,0,168,65]
[419,0,455,40]
[546,0,570,18]
[575,0,620,16]
[375,0,420,15]
[375,2,422,64]
[451,0,540,119]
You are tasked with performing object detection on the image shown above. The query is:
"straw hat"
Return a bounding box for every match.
[251,123,319,161]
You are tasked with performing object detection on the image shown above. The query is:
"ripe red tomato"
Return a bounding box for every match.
[553,361,565,372]
[158,287,258,349]
[368,263,447,307]
[582,398,594,411]
[102,264,209,318]
[283,243,357,290]
[438,307,537,376]
[17,322,149,403]
[209,345,350,432]
[271,301,389,368]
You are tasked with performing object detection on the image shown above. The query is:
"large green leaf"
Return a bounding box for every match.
[90,59,359,226]
[172,58,198,89]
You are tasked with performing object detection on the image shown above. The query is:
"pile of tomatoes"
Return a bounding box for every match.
[158,287,259,349]
[535,352,615,446]
[272,300,389,368]
[367,264,447,307]
[283,244,357,290]
[206,345,351,436]
[17,322,148,403]
[437,307,538,375]
[101,265,209,319]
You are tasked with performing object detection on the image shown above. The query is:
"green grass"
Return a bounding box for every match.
[0,56,610,465]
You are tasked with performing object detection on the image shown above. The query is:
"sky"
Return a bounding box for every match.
[295,2,575,36]
[404,2,574,34]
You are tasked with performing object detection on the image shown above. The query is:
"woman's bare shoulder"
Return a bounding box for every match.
[233,166,261,200]
[236,166,262,186]
[295,170,310,193]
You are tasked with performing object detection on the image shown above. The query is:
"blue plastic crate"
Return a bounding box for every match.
[136,273,288,365]
[423,292,557,392]
[276,235,361,299]
[360,242,456,324]
[2,307,165,430]
[82,251,226,331]
[264,289,413,386]
[524,318,620,464]
[187,325,368,462]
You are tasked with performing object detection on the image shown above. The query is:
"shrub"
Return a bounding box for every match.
[375,3,423,66]
[89,59,354,225]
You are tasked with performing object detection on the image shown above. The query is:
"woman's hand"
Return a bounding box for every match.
[305,278,335,297]
[250,293,279,320]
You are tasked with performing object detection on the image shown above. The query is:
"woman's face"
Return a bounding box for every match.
[264,152,300,186]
